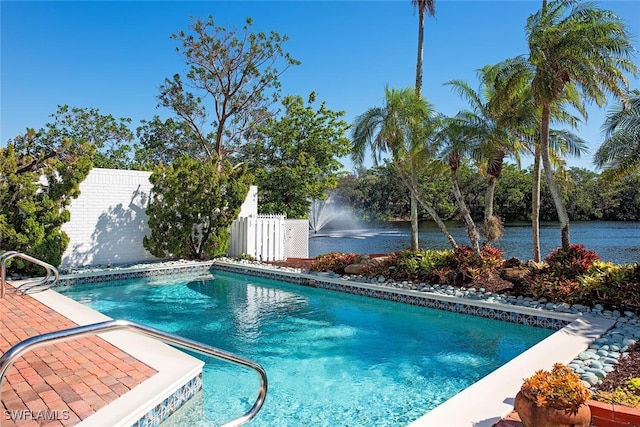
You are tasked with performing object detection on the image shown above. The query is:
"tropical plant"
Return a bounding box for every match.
[438,120,482,254]
[595,89,640,178]
[580,260,640,310]
[520,363,591,411]
[526,0,637,252]
[530,244,600,303]
[490,54,588,261]
[351,86,458,249]
[596,380,640,409]
[446,63,531,243]
[409,0,436,251]
[310,252,361,275]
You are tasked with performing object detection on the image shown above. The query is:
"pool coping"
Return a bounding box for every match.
[50,259,617,426]
[16,273,206,426]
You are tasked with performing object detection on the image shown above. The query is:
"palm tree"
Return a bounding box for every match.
[594,89,640,177]
[446,64,532,243]
[352,87,458,249]
[438,120,481,254]
[527,0,637,252]
[412,0,435,98]
[408,0,436,251]
[490,56,588,261]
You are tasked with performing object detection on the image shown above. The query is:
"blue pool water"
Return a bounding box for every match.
[60,270,553,426]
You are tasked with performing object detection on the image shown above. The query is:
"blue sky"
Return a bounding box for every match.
[2,0,639,172]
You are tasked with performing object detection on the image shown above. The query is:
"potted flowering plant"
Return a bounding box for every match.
[515,363,592,427]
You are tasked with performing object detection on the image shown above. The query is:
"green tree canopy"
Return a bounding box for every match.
[594,89,640,177]
[243,92,351,218]
[144,156,252,259]
[1,123,95,269]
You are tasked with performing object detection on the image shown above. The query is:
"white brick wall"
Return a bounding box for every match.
[61,168,157,267]
[60,171,308,267]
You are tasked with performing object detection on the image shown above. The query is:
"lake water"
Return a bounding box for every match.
[309,221,640,264]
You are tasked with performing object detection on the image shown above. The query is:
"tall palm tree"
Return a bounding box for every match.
[527,0,637,252]
[412,0,435,98]
[595,89,640,177]
[352,87,458,249]
[491,56,587,261]
[408,0,436,251]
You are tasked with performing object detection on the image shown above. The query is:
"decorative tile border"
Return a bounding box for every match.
[213,262,571,331]
[55,262,215,288]
[131,373,203,427]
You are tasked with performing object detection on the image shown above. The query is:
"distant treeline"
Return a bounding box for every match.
[335,162,640,223]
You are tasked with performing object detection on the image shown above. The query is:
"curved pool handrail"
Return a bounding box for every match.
[0,251,59,298]
[0,319,268,427]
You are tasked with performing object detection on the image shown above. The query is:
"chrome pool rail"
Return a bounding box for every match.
[0,319,268,427]
[0,251,59,298]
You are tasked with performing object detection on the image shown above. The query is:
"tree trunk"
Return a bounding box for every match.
[532,144,542,262]
[451,167,481,255]
[415,9,425,97]
[394,159,458,249]
[484,152,503,222]
[410,194,420,250]
[540,104,571,252]
[484,175,497,222]
[412,10,425,251]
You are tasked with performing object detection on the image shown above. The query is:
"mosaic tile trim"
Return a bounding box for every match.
[131,373,203,427]
[213,263,571,331]
[55,263,215,287]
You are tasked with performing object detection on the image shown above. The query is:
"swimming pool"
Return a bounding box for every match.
[60,269,553,426]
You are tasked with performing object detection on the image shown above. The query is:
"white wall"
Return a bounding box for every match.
[284,219,309,259]
[61,168,157,267]
[60,170,307,267]
[239,186,258,217]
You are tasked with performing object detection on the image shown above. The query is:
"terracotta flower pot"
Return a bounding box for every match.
[515,391,592,427]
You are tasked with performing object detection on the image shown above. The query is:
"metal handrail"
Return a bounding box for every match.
[0,251,59,298]
[0,319,268,427]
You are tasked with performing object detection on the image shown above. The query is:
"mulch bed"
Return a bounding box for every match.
[595,340,640,394]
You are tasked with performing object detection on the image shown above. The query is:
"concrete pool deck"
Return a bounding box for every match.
[0,260,622,426]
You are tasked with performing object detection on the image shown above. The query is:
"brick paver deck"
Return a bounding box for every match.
[1,287,157,426]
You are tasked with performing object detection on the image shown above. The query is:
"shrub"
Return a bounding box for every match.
[521,363,591,411]
[391,249,451,281]
[596,377,640,408]
[310,252,361,275]
[544,244,600,279]
[580,261,640,310]
[444,245,505,285]
[235,253,255,261]
[530,245,602,304]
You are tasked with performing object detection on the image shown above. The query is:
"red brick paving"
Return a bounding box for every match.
[1,287,157,426]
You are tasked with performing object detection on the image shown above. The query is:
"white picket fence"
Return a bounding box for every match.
[228,215,286,261]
